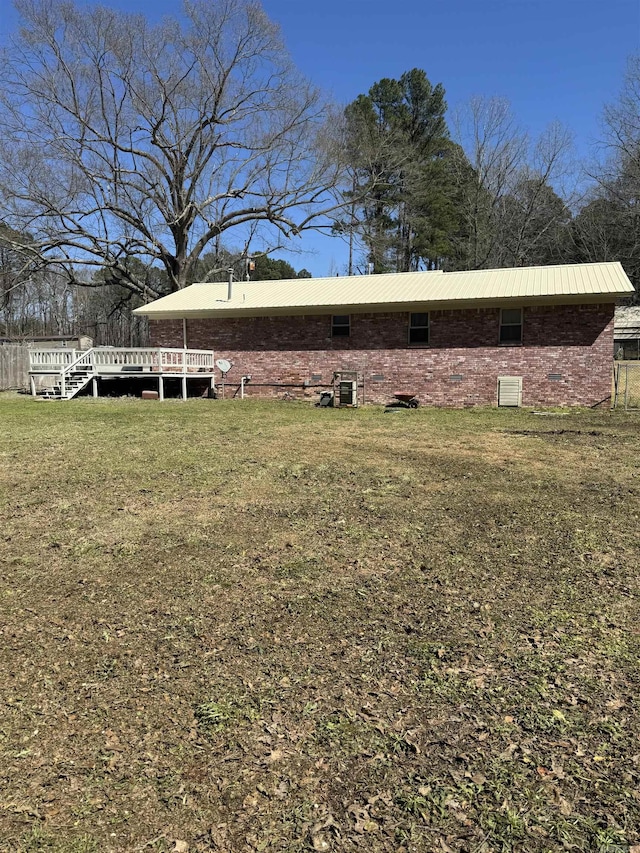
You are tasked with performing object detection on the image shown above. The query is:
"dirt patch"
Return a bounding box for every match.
[503,428,604,437]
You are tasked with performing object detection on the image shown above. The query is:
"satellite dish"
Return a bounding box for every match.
[216,358,232,374]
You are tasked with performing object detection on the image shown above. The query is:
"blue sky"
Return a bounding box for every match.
[2,0,639,276]
[264,0,640,274]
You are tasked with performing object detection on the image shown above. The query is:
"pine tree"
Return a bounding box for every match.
[342,69,460,272]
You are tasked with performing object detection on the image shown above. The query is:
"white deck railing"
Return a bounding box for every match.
[29,347,215,375]
[29,349,80,371]
[157,349,215,371]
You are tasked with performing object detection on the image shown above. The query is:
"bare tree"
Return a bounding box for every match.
[451,97,527,268]
[0,225,75,337]
[0,0,346,300]
[602,55,640,190]
[577,55,640,292]
[497,122,574,267]
[452,97,574,269]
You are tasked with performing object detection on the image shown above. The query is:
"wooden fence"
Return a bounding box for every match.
[0,345,30,391]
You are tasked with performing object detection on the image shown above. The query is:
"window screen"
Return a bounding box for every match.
[409,312,429,344]
[499,308,522,344]
[331,315,350,337]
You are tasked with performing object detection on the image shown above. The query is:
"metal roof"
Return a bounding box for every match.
[134,262,635,319]
[614,305,640,339]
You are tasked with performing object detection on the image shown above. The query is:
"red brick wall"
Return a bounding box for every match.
[150,303,615,407]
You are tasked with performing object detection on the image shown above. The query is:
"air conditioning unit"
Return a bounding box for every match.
[333,371,359,407]
[339,380,357,406]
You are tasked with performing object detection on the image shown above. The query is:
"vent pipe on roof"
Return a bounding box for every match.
[227,268,234,301]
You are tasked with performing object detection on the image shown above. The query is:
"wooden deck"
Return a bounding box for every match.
[28,347,216,400]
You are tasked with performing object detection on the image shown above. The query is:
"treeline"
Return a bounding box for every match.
[0,239,311,343]
[338,67,640,289]
[0,0,638,347]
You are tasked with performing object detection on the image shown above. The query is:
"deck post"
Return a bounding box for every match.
[29,375,36,398]
[159,375,164,401]
[182,375,187,400]
[92,377,98,398]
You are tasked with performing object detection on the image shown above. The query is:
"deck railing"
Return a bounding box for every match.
[91,348,158,372]
[156,349,215,371]
[29,347,215,375]
[29,349,80,371]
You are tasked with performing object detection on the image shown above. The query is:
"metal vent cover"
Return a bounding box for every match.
[497,376,522,407]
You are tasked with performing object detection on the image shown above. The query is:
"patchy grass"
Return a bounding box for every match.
[1,396,640,852]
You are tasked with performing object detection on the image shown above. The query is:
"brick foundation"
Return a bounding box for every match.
[150,303,615,407]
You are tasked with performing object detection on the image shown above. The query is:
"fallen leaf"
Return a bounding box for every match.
[348,803,376,833]
[173,842,188,853]
[267,748,283,763]
[274,780,289,799]
[499,743,517,760]
[559,798,572,816]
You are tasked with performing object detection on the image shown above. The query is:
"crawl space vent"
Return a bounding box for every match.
[498,376,522,407]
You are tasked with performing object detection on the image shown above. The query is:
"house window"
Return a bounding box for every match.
[409,312,429,345]
[332,315,350,337]
[499,308,523,344]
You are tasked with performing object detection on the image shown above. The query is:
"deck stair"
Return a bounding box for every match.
[41,368,94,400]
[36,348,96,401]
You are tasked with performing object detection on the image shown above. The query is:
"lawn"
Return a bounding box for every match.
[1,397,639,853]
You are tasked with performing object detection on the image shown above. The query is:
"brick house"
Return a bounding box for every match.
[134,262,634,407]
